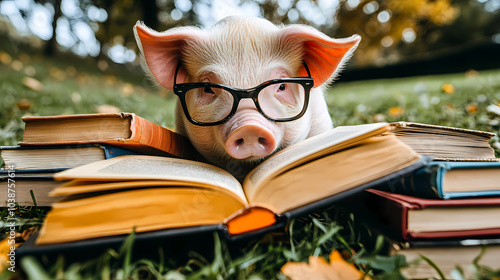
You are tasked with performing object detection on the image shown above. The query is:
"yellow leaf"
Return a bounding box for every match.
[466,104,478,114]
[442,83,455,94]
[281,250,371,280]
[0,236,21,272]
[388,107,404,118]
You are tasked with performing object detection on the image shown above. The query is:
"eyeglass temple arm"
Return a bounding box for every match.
[174,62,182,86]
[302,61,312,78]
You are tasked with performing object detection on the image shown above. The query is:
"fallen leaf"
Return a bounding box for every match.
[466,104,478,114]
[0,227,37,272]
[388,107,404,118]
[17,99,33,110]
[95,104,121,113]
[329,251,369,280]
[22,77,44,92]
[281,250,371,280]
[0,236,21,272]
[442,83,455,94]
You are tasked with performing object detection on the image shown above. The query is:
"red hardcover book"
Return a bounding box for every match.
[362,189,500,240]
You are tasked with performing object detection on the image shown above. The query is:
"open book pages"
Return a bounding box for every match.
[38,187,246,244]
[53,156,247,205]
[243,122,390,198]
[249,134,420,212]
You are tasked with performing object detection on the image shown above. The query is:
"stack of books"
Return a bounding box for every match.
[10,116,436,258]
[341,122,500,279]
[5,114,499,277]
[0,113,195,206]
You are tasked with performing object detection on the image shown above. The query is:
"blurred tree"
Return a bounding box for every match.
[94,0,202,59]
[3,0,498,68]
[334,0,460,66]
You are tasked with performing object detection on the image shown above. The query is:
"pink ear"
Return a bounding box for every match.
[134,22,204,89]
[280,26,361,87]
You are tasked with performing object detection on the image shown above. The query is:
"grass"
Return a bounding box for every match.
[1,47,500,279]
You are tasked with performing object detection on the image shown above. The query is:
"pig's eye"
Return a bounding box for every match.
[278,84,286,91]
[203,87,215,94]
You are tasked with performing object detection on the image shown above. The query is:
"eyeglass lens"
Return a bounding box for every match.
[184,82,306,123]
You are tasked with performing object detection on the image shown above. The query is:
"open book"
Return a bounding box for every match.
[35,123,426,245]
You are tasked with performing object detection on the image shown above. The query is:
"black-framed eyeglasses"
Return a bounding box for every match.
[173,62,314,126]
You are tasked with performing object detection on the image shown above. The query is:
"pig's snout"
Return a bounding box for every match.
[225,124,276,159]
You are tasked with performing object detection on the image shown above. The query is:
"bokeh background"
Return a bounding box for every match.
[2,0,500,75]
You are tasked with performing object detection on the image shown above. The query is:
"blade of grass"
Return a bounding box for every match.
[419,254,446,280]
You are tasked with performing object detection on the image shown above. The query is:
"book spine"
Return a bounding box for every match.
[367,190,411,240]
[374,163,444,199]
[100,115,191,158]
[129,115,190,158]
[99,144,137,159]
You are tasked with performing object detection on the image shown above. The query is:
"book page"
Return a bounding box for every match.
[250,135,420,213]
[54,155,248,204]
[243,123,389,201]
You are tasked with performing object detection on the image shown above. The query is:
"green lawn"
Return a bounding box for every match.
[1,50,500,279]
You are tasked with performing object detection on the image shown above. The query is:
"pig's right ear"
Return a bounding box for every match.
[134,22,204,90]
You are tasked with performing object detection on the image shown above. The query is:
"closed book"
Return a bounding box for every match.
[376,161,500,199]
[18,113,196,159]
[390,121,497,161]
[389,238,500,280]
[0,172,61,206]
[359,189,500,241]
[0,144,136,172]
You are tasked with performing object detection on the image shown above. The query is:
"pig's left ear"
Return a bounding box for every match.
[134,21,204,90]
[280,25,361,87]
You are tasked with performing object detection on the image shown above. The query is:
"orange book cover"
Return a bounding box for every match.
[19,113,196,159]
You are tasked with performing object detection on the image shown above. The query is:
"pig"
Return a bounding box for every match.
[134,16,360,176]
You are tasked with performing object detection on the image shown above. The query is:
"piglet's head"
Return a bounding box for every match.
[134,17,360,174]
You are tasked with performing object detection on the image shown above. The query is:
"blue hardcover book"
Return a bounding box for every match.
[0,144,137,173]
[376,160,500,199]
